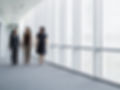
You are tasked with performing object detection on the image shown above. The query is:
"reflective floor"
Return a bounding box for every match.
[0,63,119,90]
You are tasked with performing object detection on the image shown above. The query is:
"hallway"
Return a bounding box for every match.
[0,63,119,90]
[1,0,120,89]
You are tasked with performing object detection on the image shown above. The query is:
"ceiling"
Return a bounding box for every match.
[0,0,42,22]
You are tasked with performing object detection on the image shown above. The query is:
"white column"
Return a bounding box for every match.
[50,0,56,62]
[93,0,103,77]
[0,22,1,58]
[72,0,82,69]
[59,0,67,65]
[45,0,55,62]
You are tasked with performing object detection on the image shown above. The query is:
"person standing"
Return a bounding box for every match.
[36,27,47,64]
[9,29,19,65]
[23,27,32,64]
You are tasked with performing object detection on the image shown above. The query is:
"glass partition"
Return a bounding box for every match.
[102,0,120,84]
[19,0,120,85]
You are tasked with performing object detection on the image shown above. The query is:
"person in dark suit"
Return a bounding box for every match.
[9,29,19,65]
[36,27,47,64]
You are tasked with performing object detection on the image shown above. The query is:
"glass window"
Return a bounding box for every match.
[65,0,73,45]
[72,50,81,70]
[52,48,60,64]
[64,48,73,68]
[103,52,120,83]
[103,0,120,48]
[81,0,94,46]
[81,51,93,75]
[54,0,61,44]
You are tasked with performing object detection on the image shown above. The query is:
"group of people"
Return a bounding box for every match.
[9,27,47,65]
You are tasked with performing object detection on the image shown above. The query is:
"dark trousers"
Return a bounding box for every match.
[11,48,18,65]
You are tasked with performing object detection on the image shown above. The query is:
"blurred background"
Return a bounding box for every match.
[0,0,120,89]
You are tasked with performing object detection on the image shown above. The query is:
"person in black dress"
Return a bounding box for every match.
[36,27,47,64]
[9,29,20,65]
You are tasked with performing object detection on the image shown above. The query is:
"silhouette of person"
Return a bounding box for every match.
[9,29,19,65]
[36,27,47,64]
[23,27,32,64]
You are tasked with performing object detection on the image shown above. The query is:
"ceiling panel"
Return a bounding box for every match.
[0,0,42,22]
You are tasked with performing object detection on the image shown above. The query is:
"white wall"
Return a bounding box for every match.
[1,22,9,58]
[0,17,19,64]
